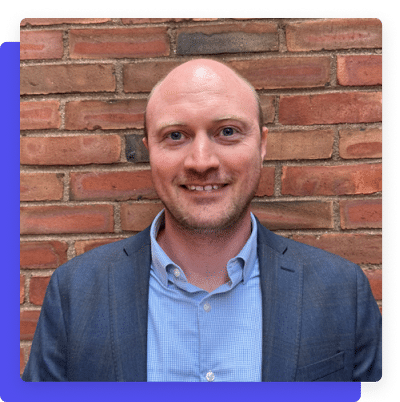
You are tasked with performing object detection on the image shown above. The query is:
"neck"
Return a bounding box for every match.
[157,211,252,292]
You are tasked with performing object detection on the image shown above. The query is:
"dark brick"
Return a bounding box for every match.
[125,134,149,163]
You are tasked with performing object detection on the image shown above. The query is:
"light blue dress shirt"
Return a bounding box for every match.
[147,210,262,382]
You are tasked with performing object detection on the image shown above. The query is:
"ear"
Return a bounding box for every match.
[142,136,149,150]
[260,126,268,163]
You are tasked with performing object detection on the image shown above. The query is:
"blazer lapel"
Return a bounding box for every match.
[108,228,151,382]
[257,221,304,381]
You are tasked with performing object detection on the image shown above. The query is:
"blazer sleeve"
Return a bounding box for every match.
[353,266,382,381]
[22,270,68,381]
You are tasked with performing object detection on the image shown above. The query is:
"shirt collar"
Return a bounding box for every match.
[150,210,258,287]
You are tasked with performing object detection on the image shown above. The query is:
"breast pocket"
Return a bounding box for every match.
[295,351,345,381]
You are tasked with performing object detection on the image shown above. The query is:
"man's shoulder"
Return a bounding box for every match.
[257,221,360,273]
[54,227,151,279]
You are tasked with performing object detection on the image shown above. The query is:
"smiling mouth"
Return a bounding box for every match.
[181,184,228,192]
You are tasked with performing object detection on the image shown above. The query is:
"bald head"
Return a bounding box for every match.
[143,59,263,138]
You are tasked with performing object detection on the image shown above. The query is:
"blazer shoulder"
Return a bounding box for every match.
[256,220,360,275]
[54,226,151,280]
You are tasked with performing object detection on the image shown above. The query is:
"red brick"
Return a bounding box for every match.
[120,202,163,232]
[265,129,334,160]
[363,269,382,300]
[20,347,25,375]
[286,19,382,52]
[123,60,182,93]
[20,135,121,166]
[281,163,381,196]
[121,18,188,24]
[259,95,275,124]
[21,64,116,95]
[65,99,146,130]
[255,167,275,197]
[292,233,382,265]
[70,170,158,201]
[229,56,330,89]
[279,92,382,126]
[340,199,382,229]
[21,18,111,26]
[20,310,41,341]
[20,30,63,60]
[251,201,333,230]
[20,275,25,304]
[20,101,61,131]
[29,276,52,306]
[20,241,68,269]
[339,127,382,159]
[75,238,125,256]
[337,55,382,86]
[176,22,278,55]
[20,173,64,201]
[69,27,169,59]
[20,205,114,235]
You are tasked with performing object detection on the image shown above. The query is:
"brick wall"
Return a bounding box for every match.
[20,18,382,374]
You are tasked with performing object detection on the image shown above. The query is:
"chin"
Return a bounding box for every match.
[166,204,250,233]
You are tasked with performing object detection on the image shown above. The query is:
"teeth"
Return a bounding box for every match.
[186,185,223,191]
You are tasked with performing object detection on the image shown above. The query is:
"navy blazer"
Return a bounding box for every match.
[22,220,382,382]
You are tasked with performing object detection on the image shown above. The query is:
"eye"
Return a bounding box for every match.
[220,127,236,137]
[167,131,183,141]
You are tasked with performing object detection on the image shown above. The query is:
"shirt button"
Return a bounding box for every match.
[206,371,215,382]
[173,268,180,278]
[203,303,211,312]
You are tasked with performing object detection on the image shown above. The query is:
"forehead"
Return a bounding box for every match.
[146,63,258,129]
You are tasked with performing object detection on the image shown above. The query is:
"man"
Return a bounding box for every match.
[23,59,381,382]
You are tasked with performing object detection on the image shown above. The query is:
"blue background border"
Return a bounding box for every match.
[0,41,360,401]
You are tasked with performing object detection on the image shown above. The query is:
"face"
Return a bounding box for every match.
[143,61,268,232]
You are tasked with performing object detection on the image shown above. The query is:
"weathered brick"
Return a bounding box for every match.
[20,205,114,235]
[70,170,158,201]
[20,30,63,60]
[20,173,64,201]
[121,202,163,232]
[255,167,275,197]
[20,310,41,341]
[65,99,146,130]
[339,127,382,159]
[259,95,275,124]
[125,134,150,163]
[337,55,382,86]
[20,101,61,131]
[282,163,381,196]
[279,92,382,125]
[292,233,382,265]
[229,56,330,89]
[69,27,169,59]
[176,22,278,55]
[20,135,121,166]
[363,269,382,300]
[121,18,188,25]
[251,201,334,230]
[20,347,25,375]
[20,275,25,304]
[286,19,382,52]
[21,18,111,26]
[75,238,125,256]
[20,241,68,269]
[21,64,116,95]
[340,199,382,229]
[265,129,334,160]
[29,276,52,306]
[123,60,182,93]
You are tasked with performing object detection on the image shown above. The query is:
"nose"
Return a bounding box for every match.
[183,132,220,173]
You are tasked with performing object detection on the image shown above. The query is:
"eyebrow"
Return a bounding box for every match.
[157,116,250,131]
